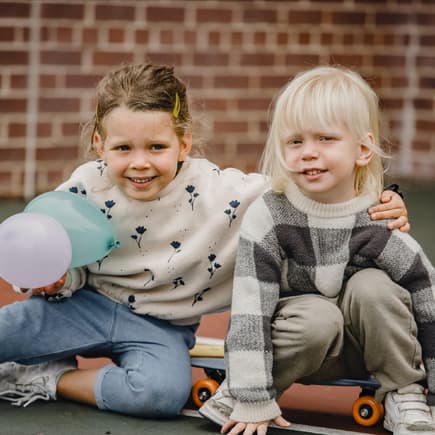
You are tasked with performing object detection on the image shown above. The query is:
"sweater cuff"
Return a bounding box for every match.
[230,399,281,423]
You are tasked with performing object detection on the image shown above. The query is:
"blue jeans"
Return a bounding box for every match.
[0,288,197,417]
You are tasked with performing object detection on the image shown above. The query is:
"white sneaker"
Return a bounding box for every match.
[0,359,76,407]
[199,379,234,426]
[384,384,435,434]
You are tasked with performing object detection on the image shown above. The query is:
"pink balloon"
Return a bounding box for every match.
[0,212,72,288]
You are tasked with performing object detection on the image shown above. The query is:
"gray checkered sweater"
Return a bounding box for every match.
[225,184,435,422]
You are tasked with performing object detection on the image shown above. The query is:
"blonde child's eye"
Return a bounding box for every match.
[320,136,334,142]
[150,144,165,151]
[115,144,130,151]
[287,139,302,146]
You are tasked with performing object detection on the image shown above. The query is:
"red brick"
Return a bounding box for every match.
[95,5,135,21]
[285,54,319,66]
[237,98,271,111]
[0,50,28,65]
[215,121,248,133]
[82,28,98,44]
[0,98,26,112]
[135,30,149,44]
[160,30,174,45]
[41,3,84,20]
[0,27,14,41]
[62,122,80,136]
[420,77,435,89]
[202,98,228,111]
[38,97,80,113]
[0,148,25,160]
[417,13,435,25]
[57,27,73,43]
[39,74,57,88]
[41,50,82,65]
[8,123,26,137]
[329,54,363,67]
[36,146,79,160]
[375,13,410,25]
[193,53,229,66]
[417,56,435,68]
[145,52,182,66]
[254,32,267,45]
[416,120,435,132]
[37,123,52,137]
[0,2,30,18]
[109,28,125,43]
[332,11,366,25]
[208,31,220,46]
[373,55,405,67]
[147,6,184,22]
[259,75,290,88]
[289,10,322,24]
[299,33,311,45]
[65,74,100,88]
[214,75,249,88]
[420,35,435,46]
[196,8,232,23]
[243,9,277,23]
[413,98,433,110]
[10,74,27,89]
[231,32,243,45]
[93,51,133,66]
[241,53,274,66]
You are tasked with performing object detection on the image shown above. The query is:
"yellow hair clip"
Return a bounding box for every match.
[172,92,180,119]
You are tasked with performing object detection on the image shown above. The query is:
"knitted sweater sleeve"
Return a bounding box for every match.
[225,195,282,422]
[373,229,435,404]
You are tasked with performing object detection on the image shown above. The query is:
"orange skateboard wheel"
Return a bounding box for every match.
[191,378,219,408]
[352,396,383,426]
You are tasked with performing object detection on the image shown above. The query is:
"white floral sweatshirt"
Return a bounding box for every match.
[48,158,267,325]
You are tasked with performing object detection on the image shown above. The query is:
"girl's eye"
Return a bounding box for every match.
[287,139,302,146]
[320,136,334,142]
[115,144,130,151]
[150,144,165,151]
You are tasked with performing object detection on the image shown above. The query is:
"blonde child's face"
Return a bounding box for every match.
[284,123,373,203]
[94,106,191,201]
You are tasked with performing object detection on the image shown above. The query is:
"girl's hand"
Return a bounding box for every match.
[221,416,290,435]
[368,190,410,232]
[30,273,67,296]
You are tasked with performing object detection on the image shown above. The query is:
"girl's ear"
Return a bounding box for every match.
[178,132,192,161]
[93,131,104,157]
[356,133,374,167]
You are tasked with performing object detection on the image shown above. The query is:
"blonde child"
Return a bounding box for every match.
[200,66,435,435]
[0,64,409,418]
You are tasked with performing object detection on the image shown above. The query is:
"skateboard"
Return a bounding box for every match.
[189,338,384,427]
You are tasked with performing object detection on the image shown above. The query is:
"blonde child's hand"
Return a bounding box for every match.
[368,190,410,233]
[221,416,290,435]
[30,272,67,296]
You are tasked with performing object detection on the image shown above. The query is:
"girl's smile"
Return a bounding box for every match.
[93,107,191,201]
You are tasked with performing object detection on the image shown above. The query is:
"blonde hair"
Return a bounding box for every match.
[260,65,387,198]
[81,64,193,158]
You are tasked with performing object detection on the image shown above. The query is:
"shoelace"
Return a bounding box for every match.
[0,377,51,407]
[395,393,435,428]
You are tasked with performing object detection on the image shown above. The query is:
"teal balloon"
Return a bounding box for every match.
[25,191,120,268]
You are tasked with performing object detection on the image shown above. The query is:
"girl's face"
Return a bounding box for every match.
[284,123,373,203]
[94,106,191,201]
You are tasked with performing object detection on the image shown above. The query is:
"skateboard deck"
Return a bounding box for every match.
[189,338,383,428]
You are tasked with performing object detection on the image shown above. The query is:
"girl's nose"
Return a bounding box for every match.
[301,140,319,159]
[131,151,151,168]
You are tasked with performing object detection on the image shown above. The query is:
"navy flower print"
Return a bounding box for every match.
[172,277,185,289]
[192,287,211,306]
[224,200,240,227]
[185,185,200,210]
[69,186,87,196]
[168,241,181,263]
[207,254,222,279]
[131,226,147,248]
[100,200,116,219]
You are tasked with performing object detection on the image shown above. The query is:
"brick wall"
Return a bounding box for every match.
[0,0,434,198]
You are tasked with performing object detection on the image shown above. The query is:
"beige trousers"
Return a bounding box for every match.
[271,269,426,400]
